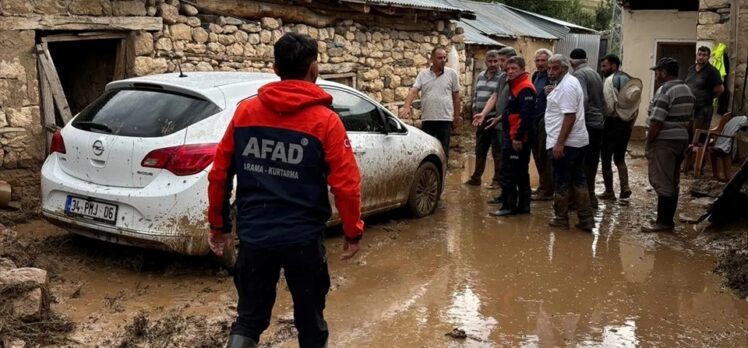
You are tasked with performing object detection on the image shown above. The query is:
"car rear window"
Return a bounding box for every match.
[72,88,222,137]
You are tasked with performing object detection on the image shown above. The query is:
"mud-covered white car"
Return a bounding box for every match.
[41,72,445,256]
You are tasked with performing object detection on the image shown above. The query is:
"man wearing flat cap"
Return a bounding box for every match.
[570,48,605,209]
[643,57,695,232]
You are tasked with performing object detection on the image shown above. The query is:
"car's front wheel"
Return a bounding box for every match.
[406,161,441,217]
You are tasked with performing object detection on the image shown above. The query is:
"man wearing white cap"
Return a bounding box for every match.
[598,54,642,201]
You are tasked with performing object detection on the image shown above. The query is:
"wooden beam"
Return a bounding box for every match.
[1,16,162,31]
[345,3,371,14]
[37,58,56,153]
[42,33,128,43]
[36,44,73,125]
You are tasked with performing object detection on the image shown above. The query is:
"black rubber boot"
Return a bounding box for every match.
[226,335,258,348]
[516,185,531,214]
[490,189,516,217]
[599,166,615,200]
[641,196,675,232]
[618,163,632,199]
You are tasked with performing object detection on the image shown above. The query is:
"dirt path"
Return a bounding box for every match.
[9,149,748,347]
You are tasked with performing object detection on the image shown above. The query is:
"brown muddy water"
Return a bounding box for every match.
[12,153,748,347]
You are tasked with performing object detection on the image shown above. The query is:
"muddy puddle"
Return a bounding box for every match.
[10,149,748,347]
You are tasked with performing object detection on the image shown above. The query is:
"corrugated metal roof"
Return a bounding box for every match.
[505,6,599,35]
[457,20,506,47]
[341,0,469,14]
[443,0,557,40]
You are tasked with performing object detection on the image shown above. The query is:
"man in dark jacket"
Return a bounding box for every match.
[570,48,605,209]
[531,48,554,201]
[207,33,364,348]
[490,57,537,216]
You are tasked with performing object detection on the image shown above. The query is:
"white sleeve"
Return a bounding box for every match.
[558,85,580,114]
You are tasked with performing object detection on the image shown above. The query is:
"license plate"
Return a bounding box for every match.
[65,196,118,225]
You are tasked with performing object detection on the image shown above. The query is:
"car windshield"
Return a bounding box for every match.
[72,88,222,137]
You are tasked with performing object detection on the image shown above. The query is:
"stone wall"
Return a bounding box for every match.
[133,1,468,122]
[698,0,748,112]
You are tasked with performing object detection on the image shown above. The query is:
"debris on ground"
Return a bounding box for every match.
[716,248,748,299]
[115,310,231,348]
[0,223,75,346]
[445,328,467,339]
[689,179,726,198]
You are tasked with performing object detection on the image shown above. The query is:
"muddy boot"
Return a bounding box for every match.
[574,185,594,232]
[598,167,615,200]
[549,190,570,229]
[641,196,675,232]
[466,158,486,186]
[227,335,258,348]
[490,188,516,217]
[618,164,631,199]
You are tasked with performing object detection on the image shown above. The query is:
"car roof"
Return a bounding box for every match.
[107,72,368,108]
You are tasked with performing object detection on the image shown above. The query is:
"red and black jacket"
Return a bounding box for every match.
[208,80,364,247]
[502,72,537,145]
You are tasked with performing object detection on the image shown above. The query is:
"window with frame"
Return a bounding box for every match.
[325,88,386,133]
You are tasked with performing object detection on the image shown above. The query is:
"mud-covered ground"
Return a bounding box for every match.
[2,140,748,347]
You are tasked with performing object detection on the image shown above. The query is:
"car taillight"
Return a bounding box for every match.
[141,143,218,176]
[50,129,66,154]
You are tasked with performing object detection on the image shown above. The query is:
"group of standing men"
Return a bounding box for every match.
[403,44,724,233]
[460,47,640,231]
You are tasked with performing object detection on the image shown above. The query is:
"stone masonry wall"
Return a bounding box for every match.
[133,1,468,122]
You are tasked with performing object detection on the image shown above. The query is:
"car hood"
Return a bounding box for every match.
[257,80,333,114]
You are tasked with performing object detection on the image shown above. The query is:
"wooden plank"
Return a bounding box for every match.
[113,38,127,80]
[37,57,56,153]
[42,33,128,43]
[1,16,162,31]
[36,44,73,125]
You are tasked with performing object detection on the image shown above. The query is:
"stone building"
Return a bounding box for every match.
[0,0,475,211]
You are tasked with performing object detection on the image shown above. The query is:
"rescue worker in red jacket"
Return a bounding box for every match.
[207,33,364,348]
[491,57,537,216]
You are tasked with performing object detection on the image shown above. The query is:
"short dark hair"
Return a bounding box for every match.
[506,56,526,69]
[431,46,447,59]
[698,46,711,56]
[274,33,318,80]
[600,54,621,67]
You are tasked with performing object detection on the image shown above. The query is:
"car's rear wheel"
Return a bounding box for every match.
[406,161,441,218]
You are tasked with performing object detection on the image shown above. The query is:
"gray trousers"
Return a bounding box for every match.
[646,139,688,198]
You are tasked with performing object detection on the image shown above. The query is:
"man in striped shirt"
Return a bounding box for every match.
[643,57,695,232]
[466,49,502,186]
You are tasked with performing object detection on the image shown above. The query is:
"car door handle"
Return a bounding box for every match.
[354,150,366,155]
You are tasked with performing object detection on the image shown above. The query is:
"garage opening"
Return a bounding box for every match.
[47,39,121,115]
[36,32,129,151]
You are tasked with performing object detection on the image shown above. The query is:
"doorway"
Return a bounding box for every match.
[37,32,129,151]
[654,41,696,91]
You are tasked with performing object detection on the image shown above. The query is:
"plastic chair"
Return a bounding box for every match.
[690,112,734,177]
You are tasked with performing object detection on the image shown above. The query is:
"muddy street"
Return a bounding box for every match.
[9,147,748,347]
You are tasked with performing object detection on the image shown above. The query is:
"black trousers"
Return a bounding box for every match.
[584,126,603,196]
[230,238,330,348]
[422,120,452,158]
[601,117,634,190]
[501,142,531,206]
[471,125,501,183]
